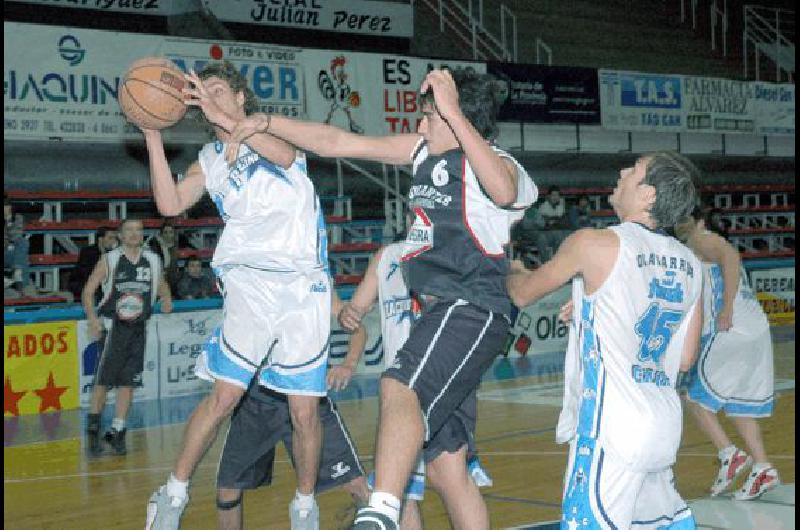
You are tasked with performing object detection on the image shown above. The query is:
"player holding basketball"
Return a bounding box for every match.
[142,61,330,530]
[676,207,780,500]
[339,241,495,530]
[508,152,703,529]
[226,68,537,530]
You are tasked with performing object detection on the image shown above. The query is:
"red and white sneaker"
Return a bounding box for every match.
[710,448,751,496]
[735,466,781,500]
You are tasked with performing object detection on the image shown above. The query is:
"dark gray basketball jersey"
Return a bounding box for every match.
[99,251,155,323]
[401,140,536,316]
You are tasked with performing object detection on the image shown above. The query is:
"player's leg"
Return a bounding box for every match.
[426,446,487,530]
[86,322,114,454]
[686,399,732,451]
[730,416,780,500]
[287,394,323,494]
[217,488,244,530]
[104,322,146,455]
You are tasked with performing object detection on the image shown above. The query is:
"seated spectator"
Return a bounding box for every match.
[568,195,594,230]
[534,186,570,262]
[4,193,33,297]
[176,256,216,300]
[147,218,180,290]
[68,226,118,301]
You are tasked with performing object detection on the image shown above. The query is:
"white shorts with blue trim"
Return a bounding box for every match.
[686,324,775,418]
[562,436,695,530]
[194,266,331,396]
[367,455,426,501]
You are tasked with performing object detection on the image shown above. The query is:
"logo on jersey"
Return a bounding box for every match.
[311,281,328,293]
[431,159,450,186]
[382,296,412,324]
[116,292,144,321]
[401,207,433,261]
[330,461,351,479]
[648,271,684,303]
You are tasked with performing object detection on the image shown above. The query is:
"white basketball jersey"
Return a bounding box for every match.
[564,222,702,472]
[703,260,768,340]
[376,243,415,367]
[199,141,327,273]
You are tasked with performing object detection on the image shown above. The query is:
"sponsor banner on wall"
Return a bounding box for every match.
[303,49,484,137]
[599,69,684,132]
[683,75,756,134]
[506,284,571,357]
[753,82,795,136]
[488,62,600,124]
[6,0,196,15]
[4,321,80,416]
[750,268,795,325]
[202,0,413,38]
[77,320,159,406]
[156,310,220,398]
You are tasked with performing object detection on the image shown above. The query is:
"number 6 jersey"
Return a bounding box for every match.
[558,222,702,472]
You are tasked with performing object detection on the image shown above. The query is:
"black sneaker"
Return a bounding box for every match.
[104,428,127,455]
[351,508,398,530]
[86,429,103,456]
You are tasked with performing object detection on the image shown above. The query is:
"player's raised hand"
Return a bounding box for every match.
[182,70,230,130]
[338,302,365,333]
[420,69,460,121]
[225,113,271,164]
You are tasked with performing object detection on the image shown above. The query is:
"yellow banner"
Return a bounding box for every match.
[757,292,795,326]
[4,321,79,416]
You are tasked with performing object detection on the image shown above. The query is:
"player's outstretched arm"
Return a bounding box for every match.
[142,130,206,216]
[692,231,740,331]
[422,69,518,206]
[225,114,421,166]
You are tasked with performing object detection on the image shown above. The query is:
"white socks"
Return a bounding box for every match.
[166,473,189,501]
[293,490,316,511]
[367,491,401,524]
[111,417,125,431]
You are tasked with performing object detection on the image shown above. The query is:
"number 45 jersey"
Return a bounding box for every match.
[559,222,702,472]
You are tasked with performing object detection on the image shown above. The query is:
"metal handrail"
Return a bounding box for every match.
[536,38,552,66]
[710,1,728,56]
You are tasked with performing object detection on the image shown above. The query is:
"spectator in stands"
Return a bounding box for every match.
[68,226,118,301]
[534,186,569,262]
[147,218,180,290]
[568,195,594,230]
[175,256,215,300]
[4,193,33,297]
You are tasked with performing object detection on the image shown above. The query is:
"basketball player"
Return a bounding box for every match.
[83,218,173,456]
[224,68,538,529]
[340,242,495,530]
[216,291,370,530]
[142,62,330,530]
[677,207,780,500]
[507,152,703,529]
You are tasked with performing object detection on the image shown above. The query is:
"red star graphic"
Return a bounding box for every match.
[33,372,68,413]
[4,377,27,416]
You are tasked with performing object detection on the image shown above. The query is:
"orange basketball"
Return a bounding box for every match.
[119,57,187,130]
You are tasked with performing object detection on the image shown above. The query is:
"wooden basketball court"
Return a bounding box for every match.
[4,331,794,529]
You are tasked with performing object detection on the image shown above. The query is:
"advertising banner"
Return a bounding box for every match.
[155,310,220,398]
[202,0,414,38]
[77,319,160,406]
[506,284,571,357]
[488,62,600,124]
[683,75,756,134]
[599,69,684,132]
[6,0,196,15]
[750,268,795,325]
[4,320,80,416]
[753,82,795,136]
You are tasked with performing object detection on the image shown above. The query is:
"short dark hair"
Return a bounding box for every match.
[642,152,700,230]
[198,61,258,115]
[119,218,142,230]
[420,68,506,141]
[548,186,561,195]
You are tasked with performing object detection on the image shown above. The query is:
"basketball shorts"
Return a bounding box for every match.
[562,436,695,530]
[195,266,331,396]
[217,387,363,492]
[366,390,480,501]
[686,325,775,418]
[383,298,508,441]
[94,318,146,387]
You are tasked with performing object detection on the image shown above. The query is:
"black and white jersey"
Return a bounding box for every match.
[401,140,537,316]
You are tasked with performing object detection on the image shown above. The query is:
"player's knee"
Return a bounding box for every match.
[208,385,243,418]
[379,377,419,409]
[289,400,320,433]
[216,488,243,511]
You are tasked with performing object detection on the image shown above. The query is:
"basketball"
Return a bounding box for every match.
[119,57,187,130]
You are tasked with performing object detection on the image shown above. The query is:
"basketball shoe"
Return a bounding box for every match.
[468,456,494,487]
[104,428,127,455]
[711,447,751,496]
[289,497,319,530]
[145,485,188,530]
[735,466,780,500]
[86,413,102,456]
[350,508,399,530]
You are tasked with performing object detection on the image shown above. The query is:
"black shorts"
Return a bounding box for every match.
[383,299,508,441]
[217,388,364,492]
[94,319,146,387]
[423,389,478,463]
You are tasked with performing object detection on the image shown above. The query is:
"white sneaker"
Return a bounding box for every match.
[711,448,751,496]
[468,458,494,488]
[145,485,188,530]
[735,466,780,500]
[289,498,319,530]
